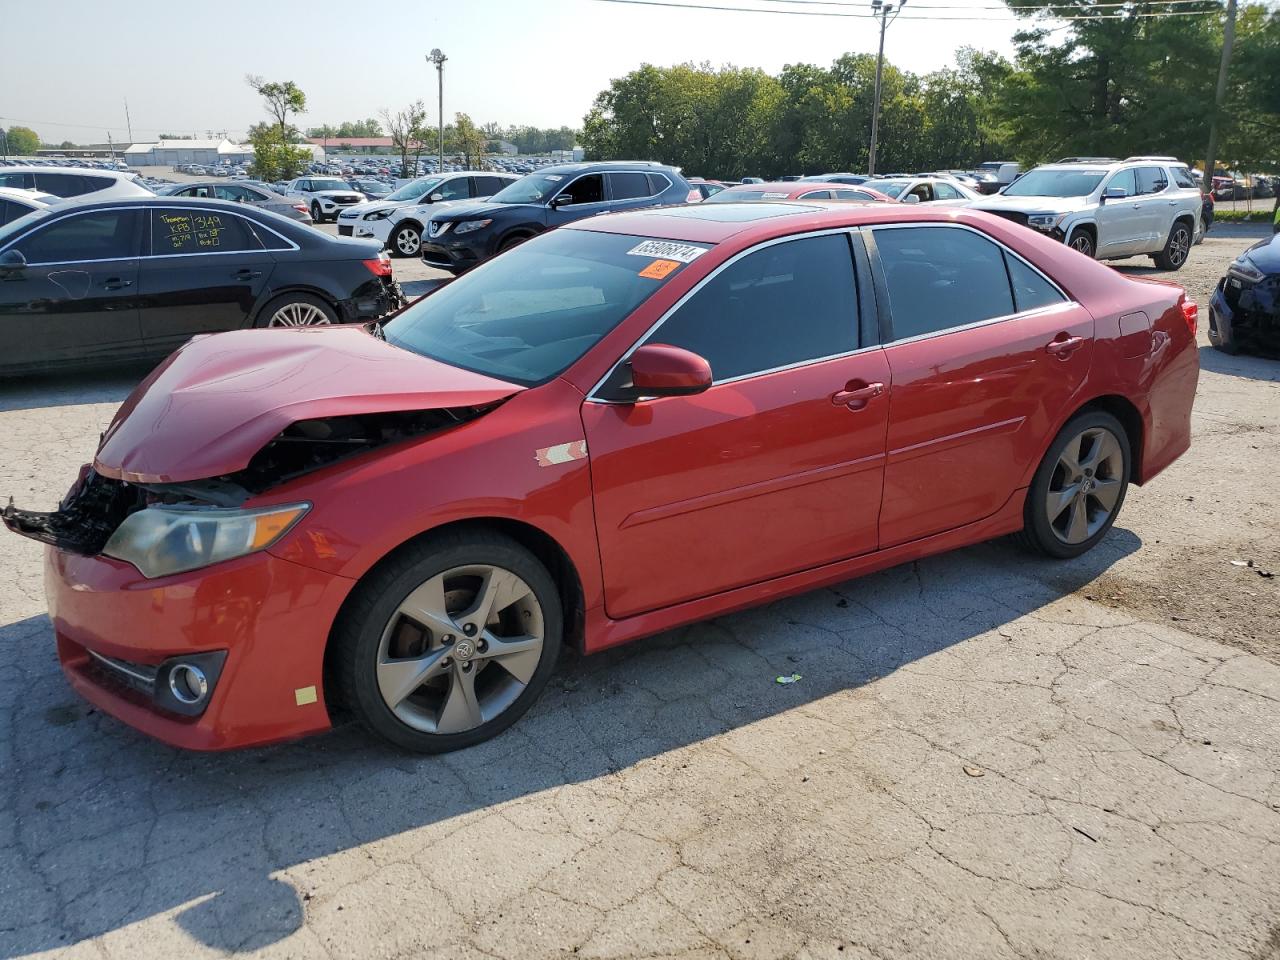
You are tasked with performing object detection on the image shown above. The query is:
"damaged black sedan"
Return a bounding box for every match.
[1209,232,1280,355]
[0,196,406,376]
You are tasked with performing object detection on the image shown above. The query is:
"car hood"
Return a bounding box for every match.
[972,194,1094,215]
[1242,234,1280,273]
[310,189,364,200]
[339,199,402,217]
[94,327,524,484]
[430,200,527,222]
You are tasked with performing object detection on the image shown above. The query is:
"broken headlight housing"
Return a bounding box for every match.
[103,503,310,578]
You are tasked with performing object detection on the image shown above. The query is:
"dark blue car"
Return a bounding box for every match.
[419,161,692,273]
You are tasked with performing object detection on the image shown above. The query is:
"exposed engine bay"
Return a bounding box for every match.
[2,405,497,556]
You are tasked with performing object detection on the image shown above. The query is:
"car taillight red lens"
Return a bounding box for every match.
[363,255,393,277]
[1180,296,1198,336]
[294,204,309,214]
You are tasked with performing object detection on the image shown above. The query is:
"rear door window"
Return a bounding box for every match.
[1005,255,1066,313]
[0,172,35,190]
[646,233,859,382]
[608,172,653,200]
[933,182,961,200]
[1136,166,1169,195]
[150,209,264,256]
[873,226,1014,339]
[16,209,143,263]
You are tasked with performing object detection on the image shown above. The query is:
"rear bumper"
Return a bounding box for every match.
[45,546,355,751]
[338,278,405,322]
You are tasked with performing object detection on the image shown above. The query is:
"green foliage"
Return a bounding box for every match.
[246,75,307,138]
[3,126,40,156]
[246,125,310,181]
[449,114,489,169]
[307,119,383,139]
[497,124,579,154]
[381,101,430,176]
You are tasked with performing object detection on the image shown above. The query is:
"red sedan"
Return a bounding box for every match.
[707,181,896,203]
[5,201,1199,753]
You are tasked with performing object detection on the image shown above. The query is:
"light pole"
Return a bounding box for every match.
[867,0,903,176]
[428,48,447,173]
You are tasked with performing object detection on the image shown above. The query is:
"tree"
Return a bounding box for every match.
[450,113,489,168]
[382,101,429,176]
[246,125,310,181]
[246,75,307,138]
[4,126,40,156]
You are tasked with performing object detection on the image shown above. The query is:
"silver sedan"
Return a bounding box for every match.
[155,181,314,223]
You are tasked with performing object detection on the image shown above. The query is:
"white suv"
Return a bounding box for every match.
[336,172,518,257]
[974,156,1203,270]
[0,167,153,203]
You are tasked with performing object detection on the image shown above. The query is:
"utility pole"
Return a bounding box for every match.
[1201,0,1237,198]
[124,98,133,144]
[428,49,447,173]
[868,0,903,176]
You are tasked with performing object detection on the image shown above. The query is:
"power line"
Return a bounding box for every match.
[751,0,1219,7]
[589,0,1222,18]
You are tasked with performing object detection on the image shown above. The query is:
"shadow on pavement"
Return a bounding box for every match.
[0,363,154,414]
[0,527,1142,956]
[1197,343,1280,381]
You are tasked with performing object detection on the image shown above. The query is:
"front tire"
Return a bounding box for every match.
[1019,410,1131,559]
[1066,227,1095,259]
[389,222,422,258]
[1153,221,1192,270]
[331,530,563,753]
[310,202,323,224]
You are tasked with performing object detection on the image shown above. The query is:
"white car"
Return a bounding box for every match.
[869,176,982,206]
[283,176,367,223]
[973,157,1204,268]
[0,187,61,226]
[0,167,153,203]
[337,172,518,256]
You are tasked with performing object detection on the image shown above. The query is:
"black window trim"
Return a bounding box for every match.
[586,226,869,403]
[865,222,1075,347]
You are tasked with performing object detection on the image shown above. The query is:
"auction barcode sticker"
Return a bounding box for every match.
[627,240,709,263]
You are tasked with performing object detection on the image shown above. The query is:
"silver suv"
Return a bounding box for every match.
[974,156,1203,270]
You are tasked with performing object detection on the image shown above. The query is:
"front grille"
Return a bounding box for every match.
[335,196,361,205]
[338,225,353,237]
[988,210,1030,228]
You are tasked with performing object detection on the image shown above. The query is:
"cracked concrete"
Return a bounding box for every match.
[2,235,1279,959]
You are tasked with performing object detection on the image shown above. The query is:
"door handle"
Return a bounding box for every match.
[233,269,263,280]
[103,278,133,290]
[1045,334,1085,357]
[831,381,885,410]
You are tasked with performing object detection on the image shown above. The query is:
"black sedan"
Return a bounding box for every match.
[0,197,404,376]
[1209,232,1280,355]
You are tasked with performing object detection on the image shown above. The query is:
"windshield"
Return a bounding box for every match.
[1003,169,1105,197]
[488,174,566,205]
[386,176,442,202]
[872,180,909,198]
[383,229,707,385]
[309,178,352,191]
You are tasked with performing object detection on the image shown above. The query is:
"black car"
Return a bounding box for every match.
[419,161,693,274]
[0,197,404,376]
[1208,233,1280,354]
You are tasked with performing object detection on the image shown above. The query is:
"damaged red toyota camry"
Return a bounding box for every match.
[4,202,1199,753]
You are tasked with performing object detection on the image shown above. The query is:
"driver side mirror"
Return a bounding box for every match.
[902,194,921,204]
[1103,186,1128,201]
[549,193,574,208]
[0,249,27,272]
[429,193,444,202]
[624,344,712,399]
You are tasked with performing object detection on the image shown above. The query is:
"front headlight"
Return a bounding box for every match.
[453,219,493,235]
[364,208,394,221]
[1228,257,1266,284]
[1027,213,1066,230]
[103,503,310,578]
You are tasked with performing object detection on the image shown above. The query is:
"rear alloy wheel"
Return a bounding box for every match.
[333,531,562,753]
[390,223,421,257]
[1066,227,1095,259]
[258,292,339,328]
[1020,411,1131,559]
[1153,221,1192,270]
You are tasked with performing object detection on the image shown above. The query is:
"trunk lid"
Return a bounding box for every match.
[95,326,523,484]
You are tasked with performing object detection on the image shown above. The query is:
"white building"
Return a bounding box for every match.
[123,139,256,167]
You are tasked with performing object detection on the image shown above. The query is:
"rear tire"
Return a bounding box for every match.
[256,292,339,328]
[331,530,563,754]
[1018,410,1131,560]
[1152,220,1192,270]
[1066,227,1095,259]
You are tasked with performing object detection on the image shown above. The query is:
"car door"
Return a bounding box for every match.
[0,208,144,367]
[546,173,609,227]
[868,224,1092,548]
[582,231,890,619]
[1133,166,1172,251]
[136,206,276,352]
[1095,168,1141,257]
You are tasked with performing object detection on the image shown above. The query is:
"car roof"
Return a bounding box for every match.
[568,200,996,245]
[532,161,677,176]
[0,186,58,203]
[8,166,137,179]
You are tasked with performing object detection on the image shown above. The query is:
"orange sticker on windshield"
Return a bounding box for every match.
[638,259,681,280]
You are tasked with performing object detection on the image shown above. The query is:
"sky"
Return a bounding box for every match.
[0,0,1024,145]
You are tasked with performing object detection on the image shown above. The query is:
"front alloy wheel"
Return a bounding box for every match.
[391,224,421,257]
[1067,228,1095,259]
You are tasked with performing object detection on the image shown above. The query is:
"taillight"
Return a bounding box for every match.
[294,204,309,214]
[1180,296,1198,336]
[363,254,393,277]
